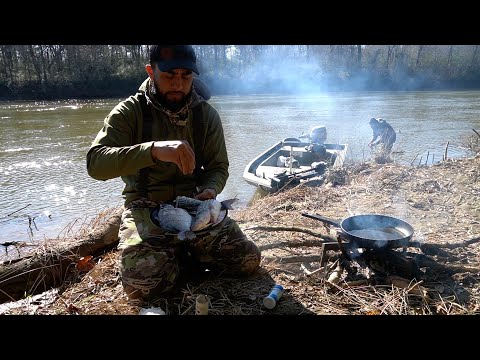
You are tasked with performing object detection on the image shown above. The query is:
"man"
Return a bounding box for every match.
[86,45,261,304]
[367,117,397,155]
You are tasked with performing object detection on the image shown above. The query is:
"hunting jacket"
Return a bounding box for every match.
[86,78,229,206]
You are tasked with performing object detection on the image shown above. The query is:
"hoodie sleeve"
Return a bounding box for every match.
[86,97,156,180]
[195,103,229,195]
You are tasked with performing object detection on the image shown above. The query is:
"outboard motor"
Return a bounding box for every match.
[310,126,327,144]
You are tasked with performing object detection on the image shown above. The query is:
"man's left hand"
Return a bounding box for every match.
[194,188,217,200]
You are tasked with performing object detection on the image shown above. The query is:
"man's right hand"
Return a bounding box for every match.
[151,140,196,175]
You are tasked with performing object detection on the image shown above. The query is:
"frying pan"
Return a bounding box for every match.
[301,212,414,250]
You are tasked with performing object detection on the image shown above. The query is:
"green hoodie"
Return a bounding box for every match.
[86,78,229,205]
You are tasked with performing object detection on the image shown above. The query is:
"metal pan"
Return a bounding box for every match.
[301,212,414,250]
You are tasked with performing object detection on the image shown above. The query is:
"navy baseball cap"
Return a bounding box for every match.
[149,45,199,75]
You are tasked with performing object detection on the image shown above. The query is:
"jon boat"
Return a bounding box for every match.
[243,137,348,193]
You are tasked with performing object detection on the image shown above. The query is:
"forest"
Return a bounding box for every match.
[1,45,480,100]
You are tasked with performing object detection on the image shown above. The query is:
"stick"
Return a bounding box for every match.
[473,128,480,139]
[444,141,449,161]
[258,239,332,251]
[464,236,480,246]
[300,263,323,276]
[411,236,480,250]
[409,152,420,166]
[341,279,371,287]
[263,255,322,264]
[7,204,31,217]
[243,225,337,242]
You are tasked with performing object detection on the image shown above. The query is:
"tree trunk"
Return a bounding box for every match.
[0,207,123,304]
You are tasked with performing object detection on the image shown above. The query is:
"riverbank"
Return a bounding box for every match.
[1,154,479,315]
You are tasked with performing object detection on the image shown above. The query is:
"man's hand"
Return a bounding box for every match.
[194,188,217,200]
[151,140,196,175]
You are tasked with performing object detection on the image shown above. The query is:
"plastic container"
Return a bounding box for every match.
[263,284,284,309]
[195,294,209,315]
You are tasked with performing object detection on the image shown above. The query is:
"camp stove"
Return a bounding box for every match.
[302,212,422,279]
[320,235,423,279]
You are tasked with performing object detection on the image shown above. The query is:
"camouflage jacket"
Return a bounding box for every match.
[372,119,396,145]
[86,78,229,205]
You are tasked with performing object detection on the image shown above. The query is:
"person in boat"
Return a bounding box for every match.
[368,117,397,155]
[86,45,261,305]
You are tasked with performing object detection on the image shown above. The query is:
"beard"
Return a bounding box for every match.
[156,90,192,113]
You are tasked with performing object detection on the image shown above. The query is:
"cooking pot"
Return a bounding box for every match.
[301,212,414,250]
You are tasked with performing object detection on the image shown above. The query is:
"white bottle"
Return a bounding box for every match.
[195,294,209,315]
[263,284,284,309]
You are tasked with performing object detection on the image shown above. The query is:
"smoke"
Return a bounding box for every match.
[201,45,450,95]
[240,59,326,95]
[205,47,329,95]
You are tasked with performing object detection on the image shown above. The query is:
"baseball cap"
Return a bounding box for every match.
[149,45,199,75]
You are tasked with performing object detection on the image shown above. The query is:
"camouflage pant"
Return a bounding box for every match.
[117,198,261,302]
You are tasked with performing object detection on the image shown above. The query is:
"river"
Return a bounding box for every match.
[1,91,479,243]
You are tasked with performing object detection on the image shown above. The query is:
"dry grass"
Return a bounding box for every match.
[1,155,479,315]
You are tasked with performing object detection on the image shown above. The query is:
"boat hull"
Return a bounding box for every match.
[243,138,348,193]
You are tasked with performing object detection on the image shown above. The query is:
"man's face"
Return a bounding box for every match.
[148,65,194,111]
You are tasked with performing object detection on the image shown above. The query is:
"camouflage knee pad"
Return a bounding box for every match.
[119,243,180,301]
[186,219,261,276]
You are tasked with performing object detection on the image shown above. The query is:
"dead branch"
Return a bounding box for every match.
[244,225,337,242]
[443,141,449,161]
[0,241,38,258]
[7,204,31,217]
[300,263,324,276]
[411,236,480,251]
[263,255,322,264]
[386,275,430,299]
[414,253,480,274]
[0,207,123,304]
[258,239,328,251]
[464,236,480,246]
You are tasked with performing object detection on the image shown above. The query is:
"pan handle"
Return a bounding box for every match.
[301,213,341,227]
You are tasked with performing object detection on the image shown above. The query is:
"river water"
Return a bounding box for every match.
[1,91,479,243]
